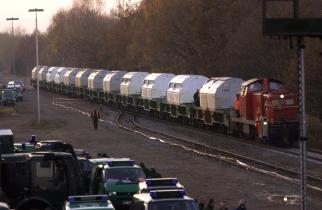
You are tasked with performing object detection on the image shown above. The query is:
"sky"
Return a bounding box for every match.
[0,0,137,34]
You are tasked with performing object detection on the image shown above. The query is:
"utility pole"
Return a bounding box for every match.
[6,17,19,82]
[29,8,44,124]
[297,36,307,210]
[263,1,322,209]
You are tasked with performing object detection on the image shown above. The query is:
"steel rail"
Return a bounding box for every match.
[127,112,322,193]
[136,113,322,163]
[52,95,322,192]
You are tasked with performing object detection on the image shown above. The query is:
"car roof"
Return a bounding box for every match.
[0,129,13,136]
[91,158,140,169]
[1,152,73,161]
[133,192,194,203]
[138,178,184,193]
[65,195,115,210]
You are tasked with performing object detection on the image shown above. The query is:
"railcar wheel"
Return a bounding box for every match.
[221,125,228,134]
[263,137,270,144]
[282,136,292,147]
[249,125,256,140]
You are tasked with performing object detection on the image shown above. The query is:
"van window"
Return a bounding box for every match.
[35,160,54,178]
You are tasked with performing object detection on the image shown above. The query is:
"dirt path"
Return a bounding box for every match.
[1,88,321,210]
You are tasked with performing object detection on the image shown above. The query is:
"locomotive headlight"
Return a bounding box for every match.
[263,121,268,126]
[280,94,285,99]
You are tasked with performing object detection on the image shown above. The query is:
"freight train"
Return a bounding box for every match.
[31,66,299,146]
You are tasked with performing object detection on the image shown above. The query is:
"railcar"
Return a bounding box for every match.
[31,65,43,87]
[75,68,92,98]
[119,72,149,109]
[194,77,244,131]
[63,68,80,96]
[54,67,68,93]
[137,73,176,116]
[162,74,208,123]
[37,66,49,89]
[45,67,59,91]
[87,69,109,102]
[102,70,127,105]
[31,66,299,146]
[230,78,298,145]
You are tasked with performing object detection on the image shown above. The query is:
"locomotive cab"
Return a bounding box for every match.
[238,78,298,145]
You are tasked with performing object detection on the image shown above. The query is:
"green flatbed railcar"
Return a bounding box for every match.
[76,87,87,98]
[91,89,105,104]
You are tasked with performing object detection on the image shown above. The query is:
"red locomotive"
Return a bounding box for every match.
[232,78,299,145]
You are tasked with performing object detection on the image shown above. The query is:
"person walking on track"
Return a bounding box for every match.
[91,109,100,130]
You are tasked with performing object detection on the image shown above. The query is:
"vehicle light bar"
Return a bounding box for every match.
[107,160,134,167]
[150,190,186,199]
[90,158,110,164]
[146,178,178,187]
[68,195,108,203]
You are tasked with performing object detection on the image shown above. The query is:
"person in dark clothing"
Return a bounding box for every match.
[206,198,214,210]
[194,89,200,107]
[139,163,150,177]
[199,202,205,210]
[29,134,37,145]
[91,109,100,130]
[234,199,247,210]
[219,201,228,210]
[149,168,162,178]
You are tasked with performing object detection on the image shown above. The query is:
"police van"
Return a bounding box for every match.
[138,178,185,193]
[64,195,115,210]
[130,190,199,210]
[89,158,146,208]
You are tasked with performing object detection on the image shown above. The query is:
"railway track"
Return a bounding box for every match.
[136,113,322,164]
[53,94,322,164]
[52,96,322,193]
[116,111,322,193]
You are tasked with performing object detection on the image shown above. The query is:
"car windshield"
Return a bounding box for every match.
[149,200,198,210]
[15,81,23,85]
[105,167,145,182]
[15,89,22,94]
[2,90,14,98]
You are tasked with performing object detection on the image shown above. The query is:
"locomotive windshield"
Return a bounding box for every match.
[248,81,262,92]
[269,81,285,91]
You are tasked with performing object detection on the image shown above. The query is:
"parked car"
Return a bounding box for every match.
[14,88,23,101]
[15,80,25,92]
[1,89,16,106]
